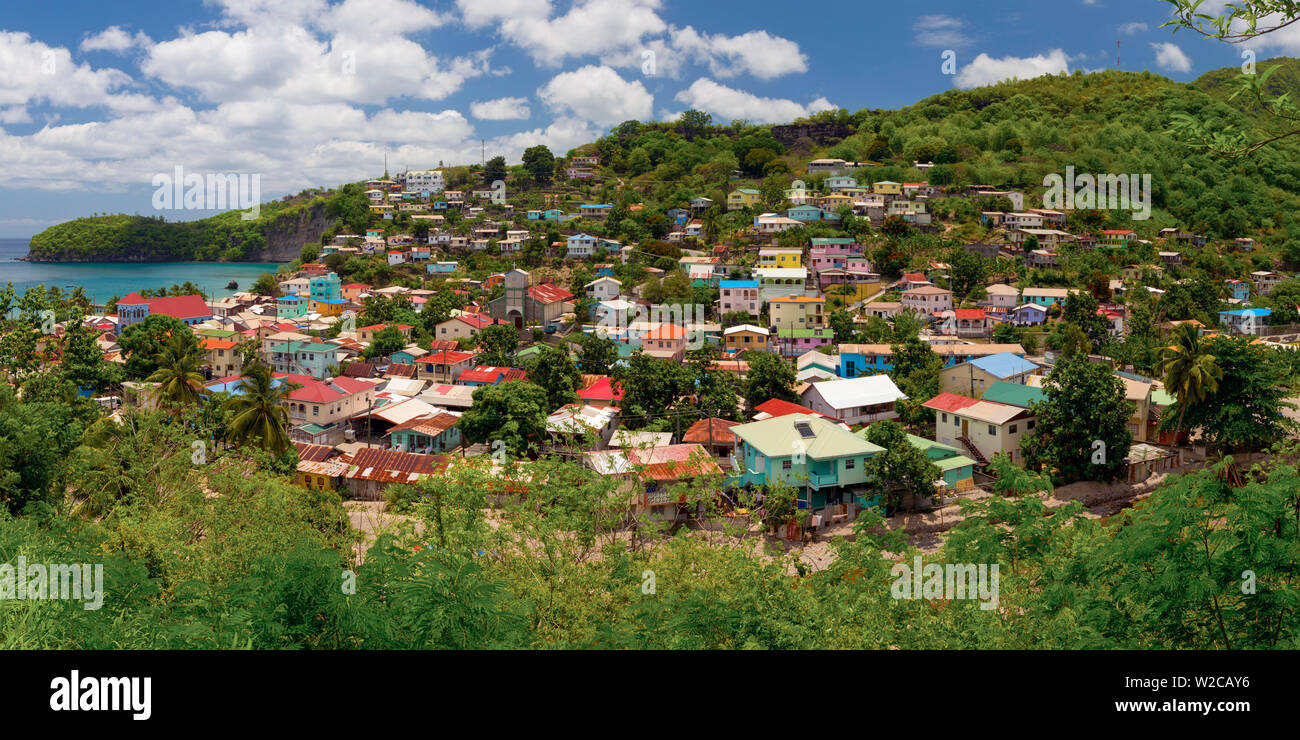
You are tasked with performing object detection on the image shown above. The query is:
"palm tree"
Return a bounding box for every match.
[145,334,206,410]
[1157,323,1223,448]
[226,364,294,456]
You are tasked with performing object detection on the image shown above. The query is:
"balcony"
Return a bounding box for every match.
[809,471,838,489]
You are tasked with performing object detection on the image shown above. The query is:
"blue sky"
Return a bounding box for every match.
[0,0,1284,237]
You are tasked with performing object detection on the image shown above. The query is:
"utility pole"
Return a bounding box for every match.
[1116,40,1121,70]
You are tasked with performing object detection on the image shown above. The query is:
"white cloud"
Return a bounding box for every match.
[1150,42,1192,73]
[458,0,666,66]
[954,49,1070,88]
[913,15,970,48]
[471,96,532,120]
[0,106,32,125]
[0,31,157,113]
[538,65,653,127]
[665,26,807,79]
[1119,22,1149,35]
[80,26,153,53]
[673,79,833,124]
[140,0,480,105]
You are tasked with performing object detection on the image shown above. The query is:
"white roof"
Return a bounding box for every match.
[805,375,907,410]
[754,268,808,278]
[547,404,618,434]
[724,324,769,336]
[367,397,439,425]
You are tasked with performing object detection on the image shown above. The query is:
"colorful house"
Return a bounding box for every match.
[727,188,761,210]
[729,414,885,512]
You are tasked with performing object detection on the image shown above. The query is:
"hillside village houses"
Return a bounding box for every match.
[49,144,1277,528]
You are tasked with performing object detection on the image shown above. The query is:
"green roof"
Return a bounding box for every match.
[980,381,1046,408]
[1151,388,1176,407]
[298,423,327,435]
[732,414,882,459]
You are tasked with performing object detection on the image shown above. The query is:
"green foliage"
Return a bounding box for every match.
[1022,355,1134,484]
[1165,335,1297,452]
[742,351,797,410]
[458,381,551,457]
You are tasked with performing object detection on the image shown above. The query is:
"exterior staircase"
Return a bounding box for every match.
[956,436,989,467]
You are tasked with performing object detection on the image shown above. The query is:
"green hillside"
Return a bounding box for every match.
[25,187,367,262]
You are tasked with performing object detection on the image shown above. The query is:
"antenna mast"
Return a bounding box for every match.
[1116,40,1121,70]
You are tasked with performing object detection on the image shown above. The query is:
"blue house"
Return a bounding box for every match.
[787,205,825,222]
[729,414,885,512]
[1226,280,1251,302]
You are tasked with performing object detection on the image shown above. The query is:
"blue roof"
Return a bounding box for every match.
[720,280,758,288]
[1220,308,1270,317]
[580,204,612,208]
[969,352,1038,379]
[569,233,594,239]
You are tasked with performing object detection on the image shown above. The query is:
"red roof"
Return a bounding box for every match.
[456,314,506,330]
[921,392,982,414]
[683,417,738,444]
[577,376,624,401]
[146,294,211,320]
[428,349,476,364]
[753,399,831,419]
[274,373,374,404]
[118,293,210,319]
[528,283,573,304]
[199,338,238,350]
[457,366,507,383]
[952,309,987,320]
[1102,229,1135,235]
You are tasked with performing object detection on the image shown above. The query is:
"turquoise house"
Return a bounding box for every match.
[277,294,307,319]
[906,435,976,493]
[273,340,336,378]
[729,414,884,511]
[309,273,342,302]
[387,414,461,454]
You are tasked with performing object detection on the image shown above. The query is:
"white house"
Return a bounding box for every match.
[799,375,908,426]
[567,233,598,258]
[585,276,623,302]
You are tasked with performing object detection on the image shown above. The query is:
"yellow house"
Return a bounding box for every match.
[872,180,902,195]
[310,299,348,317]
[727,188,761,210]
[757,248,803,269]
[297,459,348,491]
[819,194,853,209]
[723,324,770,353]
[768,295,825,330]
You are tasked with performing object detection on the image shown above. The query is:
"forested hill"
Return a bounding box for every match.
[26,59,1300,262]
[24,191,355,263]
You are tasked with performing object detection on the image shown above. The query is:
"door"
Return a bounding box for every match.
[961,419,968,438]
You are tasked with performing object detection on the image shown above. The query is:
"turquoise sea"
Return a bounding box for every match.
[0,238,284,305]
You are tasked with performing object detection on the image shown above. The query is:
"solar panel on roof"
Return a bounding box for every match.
[795,421,816,439]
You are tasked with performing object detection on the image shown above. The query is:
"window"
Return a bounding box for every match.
[941,413,948,423]
[1027,420,1036,430]
[782,460,793,470]
[1009,424,1018,434]
[955,416,961,428]
[988,425,996,436]
[845,459,855,470]
[313,406,320,416]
